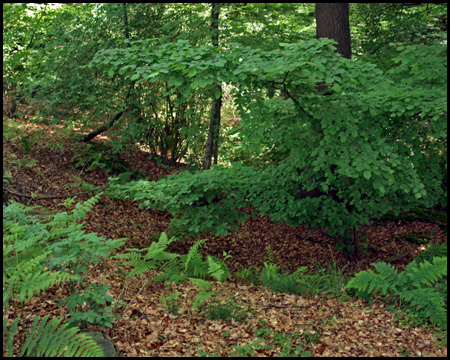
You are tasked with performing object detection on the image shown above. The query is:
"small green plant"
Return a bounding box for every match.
[161,291,182,315]
[235,264,263,285]
[346,257,447,329]
[231,321,311,357]
[58,282,125,329]
[265,244,275,264]
[236,260,345,297]
[198,320,311,357]
[197,296,248,322]
[310,267,348,297]
[20,134,34,154]
[303,330,322,345]
[260,263,314,296]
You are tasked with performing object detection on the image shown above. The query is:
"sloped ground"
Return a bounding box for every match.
[3,116,447,356]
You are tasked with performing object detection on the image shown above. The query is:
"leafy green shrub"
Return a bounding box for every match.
[107,40,446,254]
[57,282,126,329]
[108,164,257,236]
[345,257,447,329]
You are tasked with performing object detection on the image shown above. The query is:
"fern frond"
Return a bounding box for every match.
[207,256,231,281]
[115,247,146,257]
[401,288,447,328]
[3,317,19,357]
[405,257,447,289]
[144,232,180,261]
[184,238,209,277]
[4,249,51,281]
[17,314,104,357]
[127,261,158,278]
[345,269,392,295]
[371,262,404,291]
[188,278,214,308]
[346,257,448,329]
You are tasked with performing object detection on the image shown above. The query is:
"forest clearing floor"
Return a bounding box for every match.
[3,115,447,357]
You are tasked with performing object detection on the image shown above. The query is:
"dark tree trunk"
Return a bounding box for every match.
[315,3,351,59]
[203,3,222,170]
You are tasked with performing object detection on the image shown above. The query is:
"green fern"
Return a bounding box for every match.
[346,257,447,328]
[115,233,231,283]
[184,238,209,279]
[3,199,123,357]
[3,315,104,357]
[207,254,232,281]
[114,232,180,278]
[115,233,231,310]
[189,278,214,309]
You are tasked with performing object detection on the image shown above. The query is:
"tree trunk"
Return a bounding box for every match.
[315,3,351,59]
[203,3,222,170]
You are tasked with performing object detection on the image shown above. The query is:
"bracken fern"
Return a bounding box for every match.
[114,233,231,309]
[115,232,230,282]
[3,315,103,357]
[346,257,447,328]
[3,197,121,357]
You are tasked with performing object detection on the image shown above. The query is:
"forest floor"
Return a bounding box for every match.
[3,114,448,357]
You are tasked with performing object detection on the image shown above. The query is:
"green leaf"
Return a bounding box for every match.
[172,78,183,87]
[214,88,221,100]
[363,170,371,180]
[190,79,199,89]
[107,69,115,77]
[188,69,197,77]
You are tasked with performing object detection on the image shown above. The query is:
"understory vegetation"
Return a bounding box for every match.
[3,196,447,356]
[3,3,447,357]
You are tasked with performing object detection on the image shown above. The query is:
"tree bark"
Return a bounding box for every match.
[203,3,222,170]
[315,3,351,59]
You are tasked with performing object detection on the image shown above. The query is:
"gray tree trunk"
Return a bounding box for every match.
[203,3,222,170]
